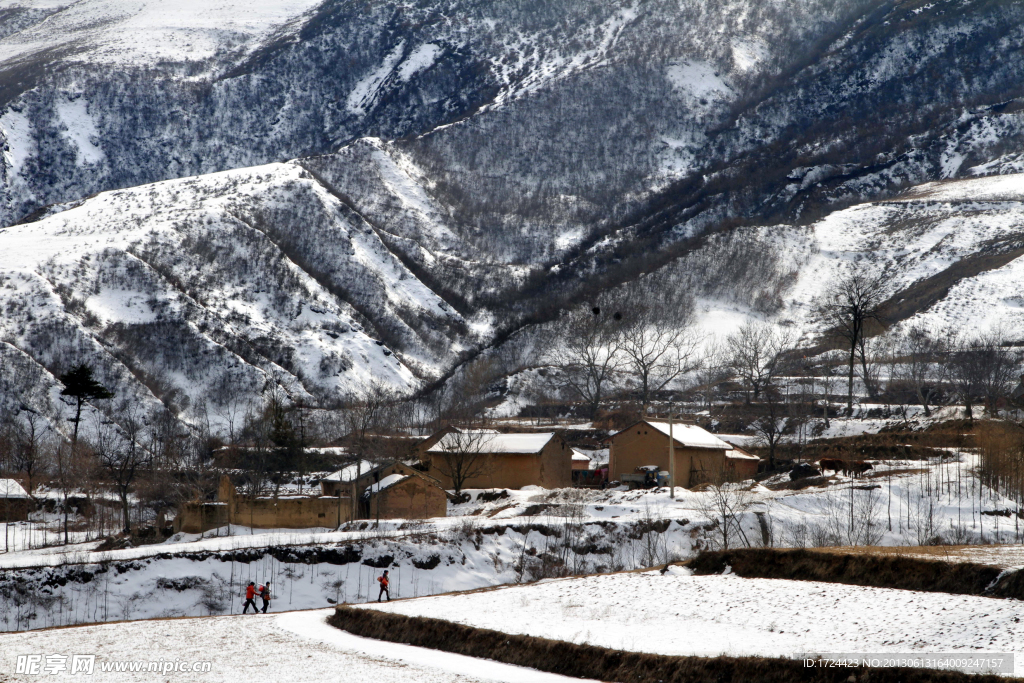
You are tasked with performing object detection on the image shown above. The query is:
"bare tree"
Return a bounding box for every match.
[693,345,728,410]
[947,332,1019,421]
[341,381,398,519]
[815,272,888,412]
[618,297,701,409]
[750,389,788,471]
[893,327,943,418]
[52,437,91,545]
[94,401,153,534]
[696,484,753,551]
[726,322,792,403]
[11,406,51,496]
[549,306,624,419]
[430,430,495,496]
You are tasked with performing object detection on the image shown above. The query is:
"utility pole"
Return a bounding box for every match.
[668,409,676,501]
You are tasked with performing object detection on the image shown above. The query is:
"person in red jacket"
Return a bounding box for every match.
[377,570,390,602]
[259,581,272,614]
[242,582,258,614]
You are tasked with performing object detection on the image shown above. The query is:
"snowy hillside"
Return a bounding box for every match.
[4,0,1024,254]
[639,171,1024,343]
[0,158,480,428]
[3,0,1024,418]
[4,163,1024,425]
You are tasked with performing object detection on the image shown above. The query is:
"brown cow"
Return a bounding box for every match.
[818,458,845,475]
[843,461,874,477]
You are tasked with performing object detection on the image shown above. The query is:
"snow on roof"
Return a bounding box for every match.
[726,449,760,461]
[426,432,556,455]
[716,434,759,448]
[364,474,408,497]
[322,460,379,483]
[642,422,733,451]
[571,449,591,462]
[0,479,29,499]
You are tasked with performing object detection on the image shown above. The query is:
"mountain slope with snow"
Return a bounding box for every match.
[4,162,1024,426]
[3,0,1024,421]
[630,171,1024,344]
[0,158,485,427]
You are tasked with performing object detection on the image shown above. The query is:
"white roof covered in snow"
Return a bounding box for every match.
[427,432,556,455]
[725,449,760,461]
[641,422,733,451]
[0,479,29,499]
[364,474,408,496]
[571,449,591,462]
[322,460,379,483]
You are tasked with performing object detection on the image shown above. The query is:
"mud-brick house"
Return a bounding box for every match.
[320,459,382,497]
[724,445,760,481]
[174,477,351,534]
[608,420,747,487]
[422,431,573,490]
[360,469,449,520]
[0,479,32,521]
[322,460,448,520]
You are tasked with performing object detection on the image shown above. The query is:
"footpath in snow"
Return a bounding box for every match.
[0,608,589,683]
[360,568,1024,676]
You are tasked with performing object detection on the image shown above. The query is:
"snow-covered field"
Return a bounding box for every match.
[0,608,587,682]
[361,569,1023,676]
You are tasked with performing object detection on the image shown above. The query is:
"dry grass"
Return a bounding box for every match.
[690,548,1019,598]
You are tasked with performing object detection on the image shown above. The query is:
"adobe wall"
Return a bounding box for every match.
[609,428,727,487]
[232,496,348,529]
[425,438,572,491]
[538,439,573,488]
[174,502,229,534]
[725,456,759,482]
[175,476,351,533]
[368,477,447,520]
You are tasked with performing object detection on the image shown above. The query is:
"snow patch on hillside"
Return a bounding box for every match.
[666,60,734,102]
[55,98,104,166]
[347,43,406,116]
[398,43,442,81]
[0,109,34,175]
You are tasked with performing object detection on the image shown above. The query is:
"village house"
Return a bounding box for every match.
[421,431,573,490]
[360,470,449,520]
[0,479,32,522]
[322,460,448,520]
[608,420,756,487]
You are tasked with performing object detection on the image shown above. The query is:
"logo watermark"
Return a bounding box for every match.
[16,654,212,675]
[798,652,1014,675]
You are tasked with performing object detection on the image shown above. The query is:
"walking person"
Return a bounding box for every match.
[377,570,390,602]
[259,581,272,614]
[242,582,258,614]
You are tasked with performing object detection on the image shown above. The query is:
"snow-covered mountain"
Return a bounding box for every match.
[666,173,1024,342]
[3,0,1024,424]
[0,156,496,426]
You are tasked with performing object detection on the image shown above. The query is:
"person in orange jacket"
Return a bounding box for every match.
[377,570,390,602]
[242,582,258,614]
